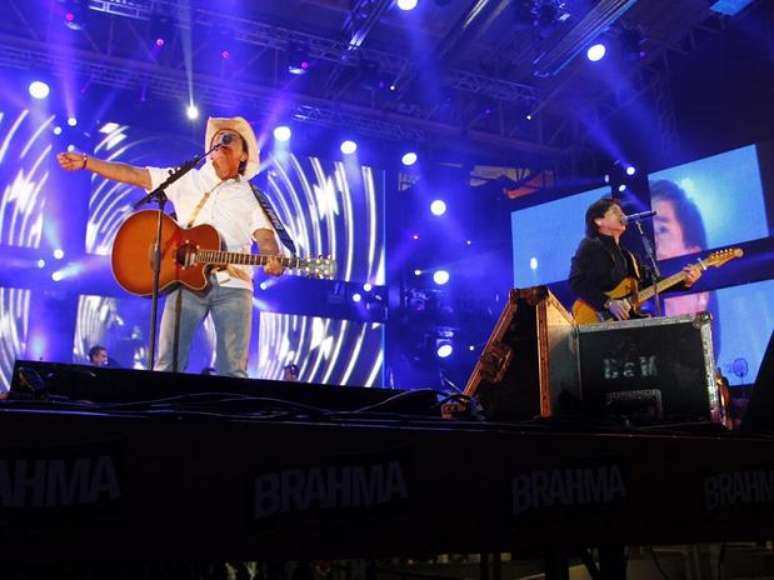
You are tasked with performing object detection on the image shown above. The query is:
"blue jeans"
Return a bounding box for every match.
[154,280,253,378]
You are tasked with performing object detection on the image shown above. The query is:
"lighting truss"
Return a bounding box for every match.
[86,0,538,106]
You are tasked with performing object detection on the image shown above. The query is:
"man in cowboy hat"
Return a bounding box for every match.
[56,116,284,377]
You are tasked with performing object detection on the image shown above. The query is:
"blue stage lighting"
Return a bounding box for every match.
[430,200,447,216]
[37,259,46,269]
[414,269,422,276]
[363,283,372,292]
[67,117,77,127]
[186,104,199,120]
[618,184,627,192]
[397,0,418,10]
[352,292,362,303]
[53,126,62,136]
[53,249,64,260]
[626,166,636,176]
[436,343,453,358]
[433,270,450,285]
[273,126,292,142]
[587,43,606,62]
[28,81,50,100]
[401,152,417,166]
[340,140,357,154]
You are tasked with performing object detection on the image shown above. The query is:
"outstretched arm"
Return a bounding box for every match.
[56,151,152,190]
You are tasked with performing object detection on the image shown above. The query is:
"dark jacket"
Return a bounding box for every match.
[569,234,648,310]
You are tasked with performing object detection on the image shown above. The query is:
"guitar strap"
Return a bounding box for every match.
[248,182,297,256]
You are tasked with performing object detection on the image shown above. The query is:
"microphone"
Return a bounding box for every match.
[624,210,657,224]
[212,133,235,150]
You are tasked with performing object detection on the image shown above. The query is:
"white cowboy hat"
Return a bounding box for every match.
[204,116,260,180]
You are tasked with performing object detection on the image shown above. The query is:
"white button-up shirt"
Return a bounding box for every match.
[146,161,273,291]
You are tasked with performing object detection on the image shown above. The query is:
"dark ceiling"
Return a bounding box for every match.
[0,0,770,165]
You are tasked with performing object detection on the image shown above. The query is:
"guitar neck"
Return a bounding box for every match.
[196,250,302,269]
[637,271,687,303]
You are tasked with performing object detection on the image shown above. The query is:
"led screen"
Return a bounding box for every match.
[511,186,610,286]
[649,144,769,261]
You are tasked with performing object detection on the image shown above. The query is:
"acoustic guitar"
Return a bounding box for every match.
[111,210,335,296]
[571,247,743,325]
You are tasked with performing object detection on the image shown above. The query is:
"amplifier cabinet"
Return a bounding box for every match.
[577,313,721,422]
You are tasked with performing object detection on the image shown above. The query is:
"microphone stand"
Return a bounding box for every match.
[633,220,662,317]
[132,144,221,371]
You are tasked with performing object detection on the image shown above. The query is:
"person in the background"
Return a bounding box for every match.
[88,345,109,367]
[282,363,300,382]
[650,179,715,319]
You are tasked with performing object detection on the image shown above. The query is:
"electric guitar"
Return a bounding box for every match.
[571,248,743,325]
[111,210,336,296]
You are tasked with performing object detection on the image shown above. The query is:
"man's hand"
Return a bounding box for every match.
[264,256,284,277]
[683,265,702,287]
[57,151,87,171]
[607,298,631,321]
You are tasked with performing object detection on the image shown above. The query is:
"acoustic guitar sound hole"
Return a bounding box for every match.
[175,243,197,268]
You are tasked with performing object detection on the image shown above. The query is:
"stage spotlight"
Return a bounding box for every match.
[412,234,420,240]
[401,152,417,166]
[273,125,292,142]
[66,144,76,152]
[287,44,311,75]
[618,184,627,192]
[587,43,606,62]
[436,342,453,359]
[414,269,422,276]
[626,166,636,176]
[530,257,538,271]
[363,283,373,292]
[466,240,472,245]
[37,259,46,269]
[468,345,476,352]
[63,1,86,31]
[150,14,173,49]
[430,200,447,216]
[29,81,50,100]
[604,174,610,183]
[340,140,357,155]
[352,292,363,303]
[67,117,77,127]
[186,104,199,120]
[53,249,64,260]
[51,271,65,282]
[526,114,533,121]
[433,270,450,285]
[53,126,62,136]
[397,0,418,10]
